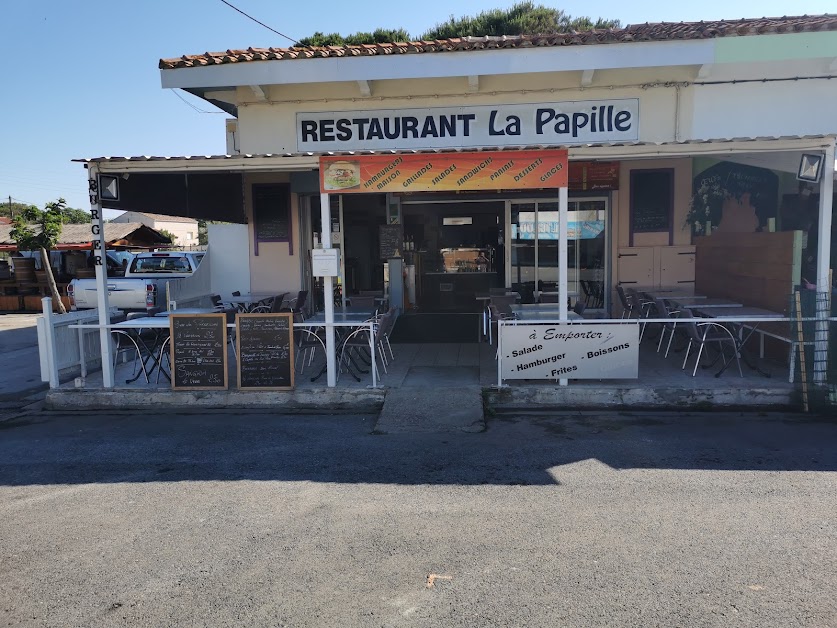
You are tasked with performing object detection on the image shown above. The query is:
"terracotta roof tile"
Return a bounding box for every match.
[159,15,837,70]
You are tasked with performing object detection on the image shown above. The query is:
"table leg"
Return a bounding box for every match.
[715,323,771,378]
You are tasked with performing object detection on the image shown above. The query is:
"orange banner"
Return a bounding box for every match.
[319,150,568,194]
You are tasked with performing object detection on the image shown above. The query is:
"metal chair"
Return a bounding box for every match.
[680,308,743,377]
[250,293,288,314]
[572,300,586,316]
[347,295,376,310]
[653,297,681,358]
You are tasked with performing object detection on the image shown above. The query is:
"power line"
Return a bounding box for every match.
[218,0,300,45]
[172,89,225,114]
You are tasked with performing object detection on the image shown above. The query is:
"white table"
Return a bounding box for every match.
[155,308,221,316]
[509,305,583,321]
[669,297,741,308]
[224,293,285,309]
[691,305,786,377]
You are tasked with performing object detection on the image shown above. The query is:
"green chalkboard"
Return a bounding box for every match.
[253,184,291,246]
[630,169,673,235]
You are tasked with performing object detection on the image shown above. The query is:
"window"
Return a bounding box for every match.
[629,169,674,244]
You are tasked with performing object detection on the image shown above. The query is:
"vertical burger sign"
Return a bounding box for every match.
[300,99,638,152]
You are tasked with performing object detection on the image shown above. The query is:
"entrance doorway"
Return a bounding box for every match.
[508,197,609,310]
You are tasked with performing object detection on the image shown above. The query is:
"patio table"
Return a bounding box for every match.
[690,305,785,377]
[223,293,278,311]
[509,304,583,321]
[155,308,220,316]
[295,310,377,382]
[667,297,742,308]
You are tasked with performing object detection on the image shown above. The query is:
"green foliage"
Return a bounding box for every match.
[61,207,92,224]
[422,2,619,39]
[297,28,411,47]
[157,228,177,244]
[294,3,619,46]
[0,200,33,219]
[1,199,89,223]
[10,198,66,252]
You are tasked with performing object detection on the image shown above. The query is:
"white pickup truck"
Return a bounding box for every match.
[67,251,205,312]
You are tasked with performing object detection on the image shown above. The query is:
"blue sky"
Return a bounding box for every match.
[2,0,834,214]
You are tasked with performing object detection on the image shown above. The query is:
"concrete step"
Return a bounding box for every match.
[374,385,485,433]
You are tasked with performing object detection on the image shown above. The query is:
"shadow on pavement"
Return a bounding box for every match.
[0,410,835,487]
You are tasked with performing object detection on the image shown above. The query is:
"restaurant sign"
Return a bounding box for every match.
[500,323,638,380]
[319,150,568,194]
[299,99,639,152]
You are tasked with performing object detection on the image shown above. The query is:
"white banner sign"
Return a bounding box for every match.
[500,323,639,380]
[297,99,639,152]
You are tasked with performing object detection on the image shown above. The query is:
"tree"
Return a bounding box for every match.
[297,28,411,47]
[157,229,177,246]
[10,198,68,314]
[62,207,92,224]
[197,220,208,246]
[421,2,620,39]
[294,3,619,46]
[1,200,90,223]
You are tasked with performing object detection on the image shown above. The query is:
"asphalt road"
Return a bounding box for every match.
[1,410,835,627]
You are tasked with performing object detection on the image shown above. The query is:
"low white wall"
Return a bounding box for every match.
[37,307,122,382]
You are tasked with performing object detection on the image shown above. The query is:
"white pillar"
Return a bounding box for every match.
[41,297,59,389]
[89,165,114,388]
[320,192,337,387]
[816,143,834,293]
[558,186,569,321]
[558,186,569,387]
[814,142,834,386]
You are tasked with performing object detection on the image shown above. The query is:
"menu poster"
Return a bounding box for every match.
[379,224,403,260]
[169,314,228,390]
[320,150,568,194]
[568,161,620,191]
[236,313,295,390]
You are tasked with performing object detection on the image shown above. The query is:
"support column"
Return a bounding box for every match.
[558,186,569,387]
[320,192,337,387]
[814,142,834,386]
[89,165,114,388]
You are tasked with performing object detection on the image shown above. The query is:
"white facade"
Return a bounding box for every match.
[111,211,199,247]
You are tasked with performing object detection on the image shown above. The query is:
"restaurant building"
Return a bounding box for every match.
[73,15,836,399]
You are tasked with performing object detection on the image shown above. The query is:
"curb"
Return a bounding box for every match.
[46,387,386,414]
[483,385,798,411]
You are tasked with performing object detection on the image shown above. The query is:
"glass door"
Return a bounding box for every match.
[508,198,608,309]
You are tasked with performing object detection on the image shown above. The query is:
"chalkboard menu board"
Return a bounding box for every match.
[630,169,673,236]
[253,183,292,254]
[379,224,403,260]
[236,313,295,390]
[169,314,228,390]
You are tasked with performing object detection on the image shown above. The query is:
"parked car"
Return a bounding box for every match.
[67,251,204,312]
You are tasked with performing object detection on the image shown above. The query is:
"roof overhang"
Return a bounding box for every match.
[76,135,837,175]
[161,39,716,91]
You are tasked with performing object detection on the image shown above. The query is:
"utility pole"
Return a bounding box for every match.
[7,196,11,220]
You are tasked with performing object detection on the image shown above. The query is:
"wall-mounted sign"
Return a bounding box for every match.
[500,323,638,380]
[299,99,638,152]
[311,248,341,276]
[320,150,568,194]
[568,161,620,191]
[515,210,605,241]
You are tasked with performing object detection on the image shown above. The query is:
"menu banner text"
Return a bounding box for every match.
[319,150,568,194]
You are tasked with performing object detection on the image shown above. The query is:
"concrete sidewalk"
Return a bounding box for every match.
[0,313,47,408]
